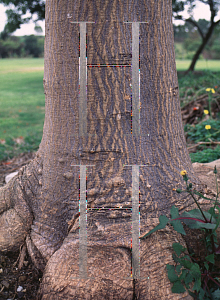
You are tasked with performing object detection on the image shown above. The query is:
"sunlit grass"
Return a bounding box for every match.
[0,58,44,160]
[176,59,220,72]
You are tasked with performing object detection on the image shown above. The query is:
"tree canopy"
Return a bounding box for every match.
[0,0,45,34]
[172,0,220,72]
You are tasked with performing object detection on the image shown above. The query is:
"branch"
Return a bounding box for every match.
[214,19,220,25]
[187,141,220,150]
[199,0,209,4]
[208,0,218,22]
[185,18,205,39]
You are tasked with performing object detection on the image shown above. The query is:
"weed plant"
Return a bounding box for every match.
[184,119,220,143]
[140,168,220,299]
[178,71,220,164]
[189,146,220,164]
[178,71,220,108]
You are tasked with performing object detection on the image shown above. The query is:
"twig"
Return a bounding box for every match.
[12,244,23,268]
[12,243,26,269]
[18,244,27,270]
[187,141,220,150]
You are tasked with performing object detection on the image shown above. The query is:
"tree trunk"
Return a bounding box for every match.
[0,0,206,299]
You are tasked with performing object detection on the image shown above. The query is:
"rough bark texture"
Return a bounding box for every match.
[0,0,211,299]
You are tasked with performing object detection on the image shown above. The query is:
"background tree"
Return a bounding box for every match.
[24,34,43,57]
[0,35,22,57]
[0,0,45,34]
[0,35,44,58]
[173,18,220,60]
[0,0,207,299]
[172,0,220,72]
[203,23,220,59]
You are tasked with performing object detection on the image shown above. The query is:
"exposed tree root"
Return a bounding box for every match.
[37,225,192,299]
[0,155,47,270]
[1,158,219,299]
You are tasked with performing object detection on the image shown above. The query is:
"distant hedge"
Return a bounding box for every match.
[0,35,44,58]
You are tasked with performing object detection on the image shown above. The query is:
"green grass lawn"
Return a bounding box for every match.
[176,59,220,72]
[0,57,219,162]
[0,58,44,160]
[0,58,44,74]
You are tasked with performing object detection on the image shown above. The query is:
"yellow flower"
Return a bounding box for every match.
[205,125,211,130]
[206,88,215,94]
[204,110,209,115]
[180,170,187,176]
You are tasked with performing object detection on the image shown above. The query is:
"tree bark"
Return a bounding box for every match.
[0,0,206,299]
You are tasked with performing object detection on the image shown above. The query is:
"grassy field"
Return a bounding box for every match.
[0,58,44,74]
[0,58,219,162]
[176,59,220,72]
[0,58,44,160]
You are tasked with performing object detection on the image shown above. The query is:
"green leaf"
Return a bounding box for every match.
[214,209,220,231]
[172,253,180,264]
[184,271,194,285]
[179,269,188,281]
[170,206,180,219]
[193,222,216,230]
[181,209,213,222]
[176,265,182,274]
[212,288,220,300]
[171,281,186,294]
[179,209,217,229]
[205,253,215,264]
[170,220,186,235]
[209,207,216,216]
[172,243,187,256]
[139,215,169,239]
[193,277,201,293]
[191,263,201,278]
[166,264,179,283]
[198,288,206,300]
[170,206,186,235]
[183,254,191,261]
[209,207,219,222]
[209,207,217,220]
[204,261,209,270]
[179,258,193,269]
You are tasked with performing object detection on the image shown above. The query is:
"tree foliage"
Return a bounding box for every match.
[0,0,45,33]
[0,35,44,58]
[174,19,220,59]
[172,0,220,72]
